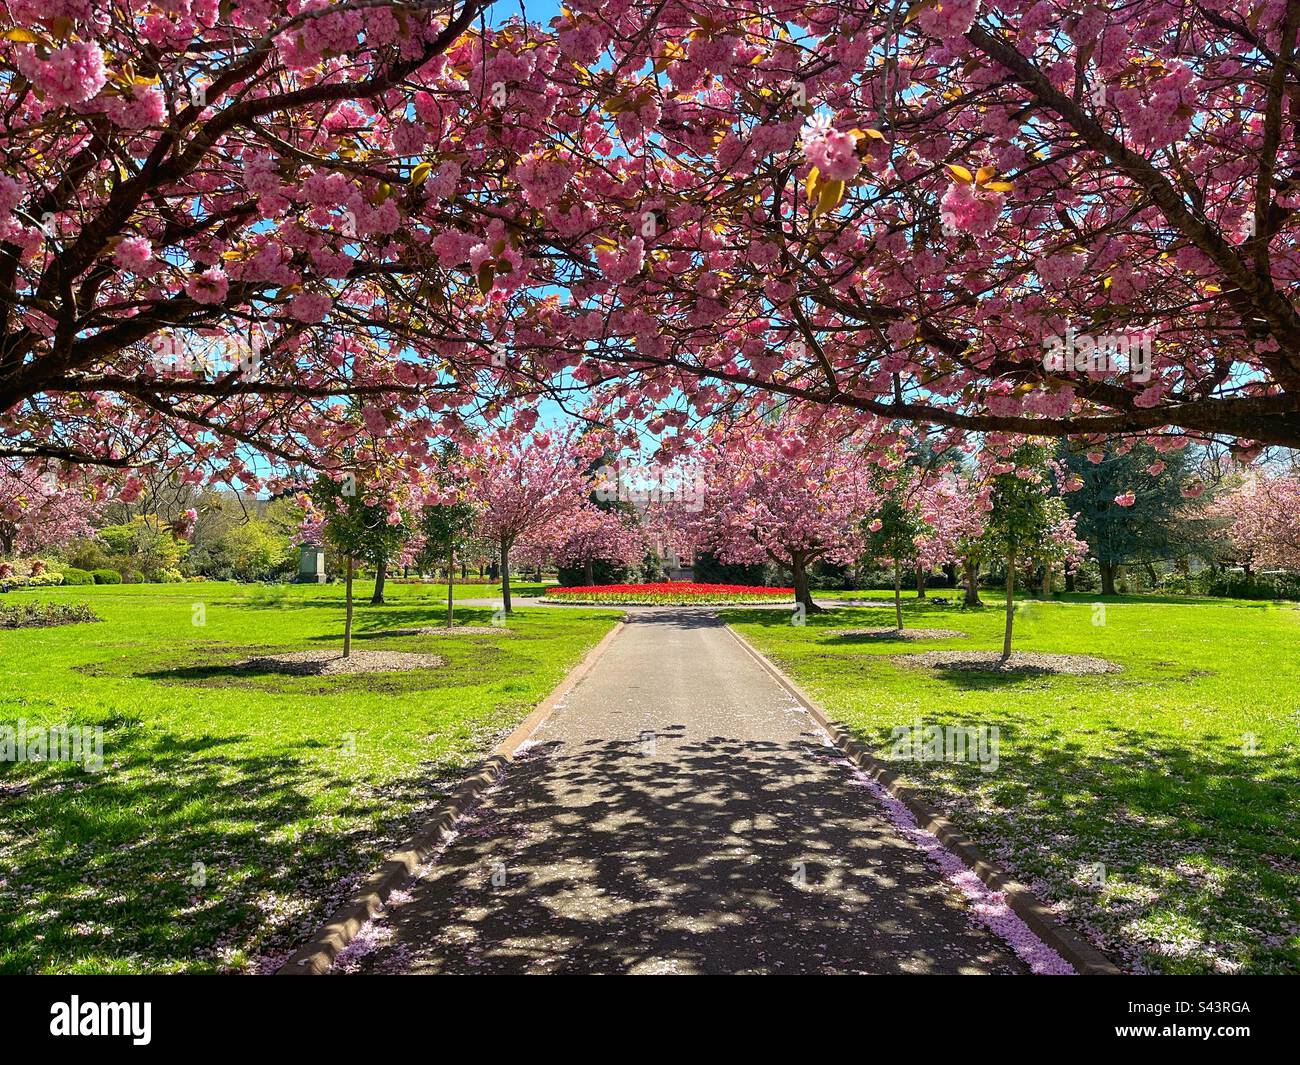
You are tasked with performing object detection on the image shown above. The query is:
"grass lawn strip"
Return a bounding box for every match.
[0,581,619,973]
[725,591,1300,974]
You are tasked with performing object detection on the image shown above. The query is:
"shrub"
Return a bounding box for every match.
[556,558,639,587]
[690,552,768,586]
[119,569,142,584]
[1206,570,1300,601]
[91,568,123,585]
[0,573,63,592]
[63,538,111,572]
[0,601,100,628]
[60,567,94,586]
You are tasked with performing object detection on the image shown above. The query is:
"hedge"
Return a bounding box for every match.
[0,573,65,592]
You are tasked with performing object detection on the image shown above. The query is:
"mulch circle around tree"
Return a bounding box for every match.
[897,650,1122,675]
[238,650,445,676]
[830,627,968,641]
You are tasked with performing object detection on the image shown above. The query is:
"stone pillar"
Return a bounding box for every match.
[297,545,326,583]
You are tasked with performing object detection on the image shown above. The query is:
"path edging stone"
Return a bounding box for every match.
[723,622,1122,977]
[275,618,628,975]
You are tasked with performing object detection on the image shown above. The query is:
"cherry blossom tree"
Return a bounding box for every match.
[507,2,1300,452]
[545,504,645,586]
[1215,475,1300,572]
[0,461,101,557]
[915,473,991,607]
[690,409,880,613]
[0,1,549,483]
[8,1,1300,494]
[470,427,600,612]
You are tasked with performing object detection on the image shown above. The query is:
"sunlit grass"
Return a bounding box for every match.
[725,592,1300,974]
[0,582,617,973]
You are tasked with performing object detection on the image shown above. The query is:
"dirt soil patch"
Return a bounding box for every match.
[830,627,968,641]
[898,650,1122,675]
[238,650,445,676]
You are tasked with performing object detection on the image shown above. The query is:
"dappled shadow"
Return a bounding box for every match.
[0,729,475,973]
[615,607,738,630]
[816,711,1300,974]
[731,599,974,631]
[903,667,1077,691]
[310,626,511,642]
[1053,592,1293,609]
[358,731,1026,975]
[826,629,969,644]
[226,587,547,613]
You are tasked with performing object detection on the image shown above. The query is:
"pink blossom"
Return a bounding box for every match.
[185,267,229,305]
[288,291,332,323]
[18,41,106,107]
[940,180,1003,236]
[106,83,166,129]
[0,176,24,216]
[1133,383,1164,408]
[1114,491,1136,507]
[804,129,861,183]
[918,0,981,43]
[114,236,153,274]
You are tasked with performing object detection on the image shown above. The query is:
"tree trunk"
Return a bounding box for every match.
[446,546,455,627]
[1001,552,1016,661]
[1100,561,1118,596]
[1065,571,1076,593]
[1041,563,1053,598]
[584,557,594,586]
[500,541,513,614]
[893,560,904,631]
[915,565,927,598]
[343,554,354,659]
[964,557,983,607]
[792,556,821,613]
[370,557,387,605]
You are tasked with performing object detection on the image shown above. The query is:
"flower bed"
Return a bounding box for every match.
[0,602,99,628]
[544,582,793,605]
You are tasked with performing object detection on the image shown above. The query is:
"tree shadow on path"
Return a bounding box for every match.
[360,730,1028,975]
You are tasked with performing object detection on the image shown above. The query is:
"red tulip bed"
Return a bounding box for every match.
[544,582,794,605]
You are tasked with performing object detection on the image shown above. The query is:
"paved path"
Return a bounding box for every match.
[357,611,1025,974]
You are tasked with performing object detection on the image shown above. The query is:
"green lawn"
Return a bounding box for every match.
[0,582,618,973]
[725,592,1300,975]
